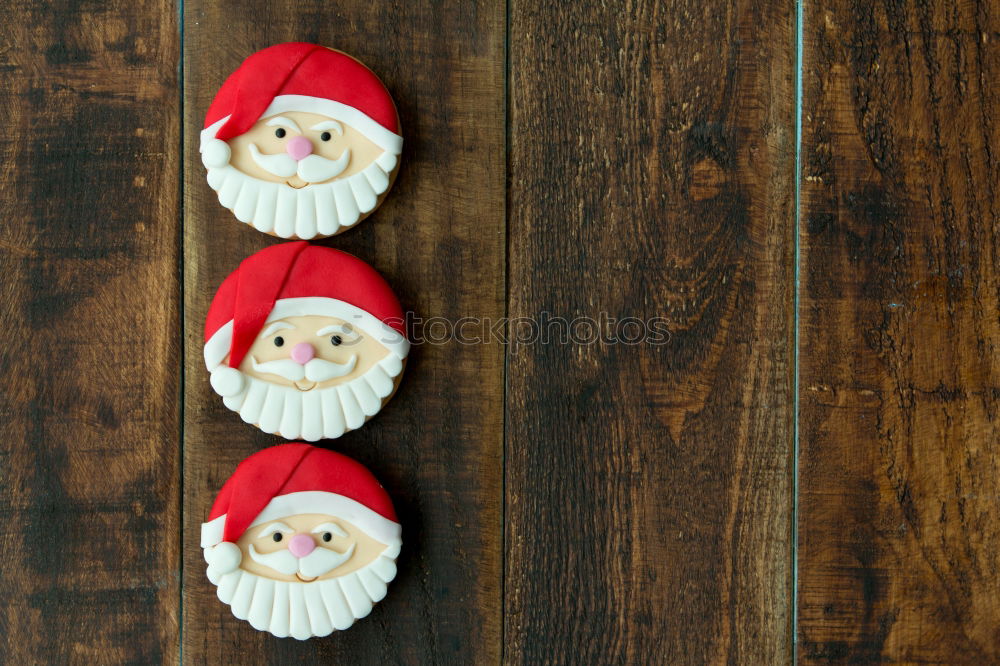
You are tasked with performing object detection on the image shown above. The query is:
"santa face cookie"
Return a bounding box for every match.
[202,444,402,639]
[200,43,402,239]
[205,242,409,441]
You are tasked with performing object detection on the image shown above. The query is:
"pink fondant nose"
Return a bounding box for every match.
[286,135,313,161]
[288,533,316,558]
[290,342,315,365]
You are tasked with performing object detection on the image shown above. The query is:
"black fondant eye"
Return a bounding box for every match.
[274,128,286,138]
[272,532,283,542]
[322,532,332,542]
[320,131,332,142]
[330,335,342,346]
[274,336,285,347]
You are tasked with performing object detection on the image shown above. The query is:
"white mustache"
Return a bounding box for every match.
[248,144,296,177]
[305,355,357,382]
[251,355,357,383]
[248,542,356,577]
[249,143,351,182]
[298,150,351,182]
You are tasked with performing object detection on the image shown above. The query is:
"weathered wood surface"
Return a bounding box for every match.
[506,0,796,662]
[0,0,182,663]
[797,1,1000,663]
[181,1,505,663]
[4,0,1000,662]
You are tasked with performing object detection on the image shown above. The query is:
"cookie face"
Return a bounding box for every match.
[239,315,393,393]
[236,513,388,583]
[201,43,402,239]
[202,444,401,639]
[227,111,386,189]
[204,242,409,441]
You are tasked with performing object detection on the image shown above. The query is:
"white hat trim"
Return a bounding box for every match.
[204,296,409,370]
[201,490,402,548]
[200,94,403,154]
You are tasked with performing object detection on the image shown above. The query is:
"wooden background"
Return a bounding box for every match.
[0,0,997,663]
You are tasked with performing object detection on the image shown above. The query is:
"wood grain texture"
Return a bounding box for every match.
[3,0,998,658]
[797,1,1000,662]
[0,1,181,663]
[506,1,796,663]
[182,2,505,662]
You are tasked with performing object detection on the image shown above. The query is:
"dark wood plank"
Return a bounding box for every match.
[0,1,181,662]
[506,1,796,662]
[798,2,1000,662]
[182,3,505,662]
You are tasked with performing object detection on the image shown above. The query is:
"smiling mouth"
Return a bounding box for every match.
[294,380,318,392]
[285,180,308,189]
[295,573,318,583]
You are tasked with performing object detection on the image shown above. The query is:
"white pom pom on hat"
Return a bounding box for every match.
[201,138,231,169]
[210,366,245,397]
[205,542,242,574]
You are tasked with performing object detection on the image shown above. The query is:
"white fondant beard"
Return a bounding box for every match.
[205,552,398,639]
[205,150,398,239]
[214,354,404,441]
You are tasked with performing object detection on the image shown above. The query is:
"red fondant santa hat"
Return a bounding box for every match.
[204,241,408,374]
[201,42,401,154]
[201,443,401,548]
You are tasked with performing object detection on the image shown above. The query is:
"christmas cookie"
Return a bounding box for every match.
[204,242,408,441]
[200,43,402,239]
[202,444,402,639]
